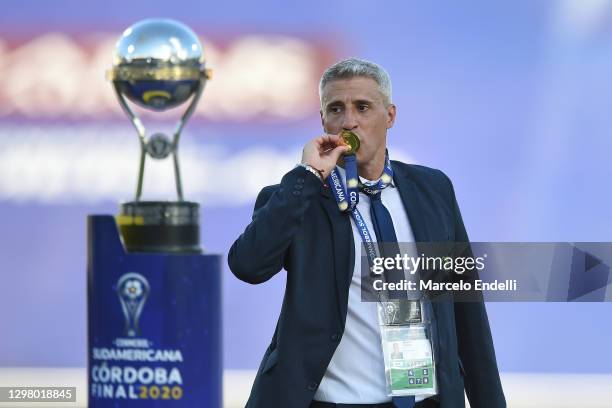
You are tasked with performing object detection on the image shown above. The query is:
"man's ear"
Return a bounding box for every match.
[320,110,325,128]
[386,104,397,129]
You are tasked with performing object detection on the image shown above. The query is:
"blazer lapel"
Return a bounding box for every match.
[392,162,448,358]
[392,162,431,242]
[319,184,354,324]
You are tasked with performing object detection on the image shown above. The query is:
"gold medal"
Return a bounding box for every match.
[340,130,360,154]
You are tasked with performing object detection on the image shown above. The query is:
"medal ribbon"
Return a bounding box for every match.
[327,153,394,268]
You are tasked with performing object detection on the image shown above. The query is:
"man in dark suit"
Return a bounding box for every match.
[228,58,505,408]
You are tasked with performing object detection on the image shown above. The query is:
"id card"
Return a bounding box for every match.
[378,303,437,397]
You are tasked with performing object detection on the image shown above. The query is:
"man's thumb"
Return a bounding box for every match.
[332,144,351,159]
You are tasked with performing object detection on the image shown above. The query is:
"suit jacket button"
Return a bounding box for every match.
[307,381,318,391]
[292,190,301,196]
[330,333,340,342]
[294,184,303,190]
[297,177,305,184]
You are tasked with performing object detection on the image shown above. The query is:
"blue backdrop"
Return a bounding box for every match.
[0,0,611,373]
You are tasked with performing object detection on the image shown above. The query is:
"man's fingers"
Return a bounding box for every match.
[327,134,343,149]
[317,134,344,152]
[317,134,341,143]
[313,138,330,153]
[330,144,351,160]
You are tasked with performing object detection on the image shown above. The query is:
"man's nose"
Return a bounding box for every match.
[342,109,358,130]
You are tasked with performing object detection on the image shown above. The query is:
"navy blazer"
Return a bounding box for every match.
[228,160,506,408]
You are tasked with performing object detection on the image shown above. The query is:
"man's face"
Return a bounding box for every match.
[320,76,396,165]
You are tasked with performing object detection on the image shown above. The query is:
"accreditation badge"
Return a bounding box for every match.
[378,301,438,397]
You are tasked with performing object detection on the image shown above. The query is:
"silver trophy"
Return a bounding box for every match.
[106,19,212,253]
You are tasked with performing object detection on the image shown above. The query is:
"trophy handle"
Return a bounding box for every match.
[112,82,148,202]
[171,78,207,201]
[112,78,207,202]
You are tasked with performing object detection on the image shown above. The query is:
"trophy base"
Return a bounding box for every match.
[117,201,200,253]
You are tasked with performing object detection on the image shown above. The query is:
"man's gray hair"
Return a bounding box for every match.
[319,57,392,107]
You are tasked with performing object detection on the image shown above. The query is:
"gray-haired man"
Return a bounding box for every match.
[229,58,506,408]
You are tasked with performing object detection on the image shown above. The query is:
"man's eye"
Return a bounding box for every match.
[329,106,342,114]
[358,104,369,112]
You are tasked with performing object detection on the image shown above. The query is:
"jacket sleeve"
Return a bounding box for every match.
[228,166,322,284]
[442,173,507,408]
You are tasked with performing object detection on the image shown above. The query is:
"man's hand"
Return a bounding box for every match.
[301,133,351,179]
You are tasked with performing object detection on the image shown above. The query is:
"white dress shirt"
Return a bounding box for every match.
[314,167,428,404]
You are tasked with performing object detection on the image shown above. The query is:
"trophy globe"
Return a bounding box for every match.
[106,19,212,253]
